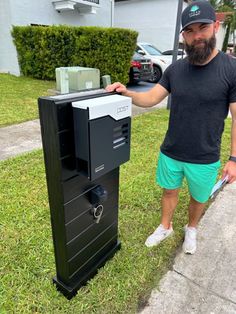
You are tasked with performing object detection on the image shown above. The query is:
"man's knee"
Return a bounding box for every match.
[190,195,206,206]
[163,188,179,197]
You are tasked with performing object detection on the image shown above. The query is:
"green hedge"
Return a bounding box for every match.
[12,25,138,84]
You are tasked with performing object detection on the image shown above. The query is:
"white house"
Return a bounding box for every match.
[0,0,114,76]
[114,0,225,53]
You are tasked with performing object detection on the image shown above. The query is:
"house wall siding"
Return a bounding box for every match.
[216,22,226,50]
[114,0,185,52]
[0,0,19,75]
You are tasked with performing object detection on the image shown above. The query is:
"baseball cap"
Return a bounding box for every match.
[181,1,216,32]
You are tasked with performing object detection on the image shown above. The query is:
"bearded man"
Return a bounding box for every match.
[106,1,236,254]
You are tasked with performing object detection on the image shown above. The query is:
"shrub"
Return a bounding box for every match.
[12,25,138,84]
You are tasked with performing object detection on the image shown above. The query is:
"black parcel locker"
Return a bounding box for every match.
[38,89,131,299]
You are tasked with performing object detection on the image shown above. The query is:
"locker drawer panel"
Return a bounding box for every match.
[66,205,118,259]
[64,187,118,224]
[65,195,118,243]
[68,223,118,276]
[69,236,119,282]
[63,168,119,203]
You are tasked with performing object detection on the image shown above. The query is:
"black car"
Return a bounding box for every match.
[129,52,153,84]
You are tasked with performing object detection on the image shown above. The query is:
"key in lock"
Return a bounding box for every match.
[92,204,104,223]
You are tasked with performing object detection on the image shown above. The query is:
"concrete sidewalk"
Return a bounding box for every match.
[0,119,42,161]
[139,180,236,313]
[1,99,235,314]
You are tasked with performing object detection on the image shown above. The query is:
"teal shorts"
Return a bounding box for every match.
[156,152,221,203]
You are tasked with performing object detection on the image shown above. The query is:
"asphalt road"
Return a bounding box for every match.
[127,81,156,92]
[127,81,168,115]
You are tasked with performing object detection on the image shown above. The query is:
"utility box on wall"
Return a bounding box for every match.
[38,89,132,299]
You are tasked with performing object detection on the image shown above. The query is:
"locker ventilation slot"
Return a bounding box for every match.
[113,124,128,149]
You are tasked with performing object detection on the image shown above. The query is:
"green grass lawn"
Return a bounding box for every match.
[0,109,231,313]
[0,74,55,127]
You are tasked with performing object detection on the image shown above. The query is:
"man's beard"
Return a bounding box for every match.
[184,34,216,65]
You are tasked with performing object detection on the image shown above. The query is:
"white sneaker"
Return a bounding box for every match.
[145,224,173,247]
[182,225,197,254]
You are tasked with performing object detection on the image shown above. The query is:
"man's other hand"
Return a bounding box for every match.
[222,160,236,184]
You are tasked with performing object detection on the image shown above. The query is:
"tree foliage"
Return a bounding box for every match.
[210,0,236,52]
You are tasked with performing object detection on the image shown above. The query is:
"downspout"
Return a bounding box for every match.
[110,0,114,27]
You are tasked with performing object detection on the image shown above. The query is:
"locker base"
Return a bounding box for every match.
[53,240,121,299]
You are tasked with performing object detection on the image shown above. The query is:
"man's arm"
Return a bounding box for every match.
[222,102,236,183]
[106,82,169,108]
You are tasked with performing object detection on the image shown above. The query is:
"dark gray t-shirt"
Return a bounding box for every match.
[158,51,236,164]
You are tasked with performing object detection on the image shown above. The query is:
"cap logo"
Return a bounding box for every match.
[189,5,200,18]
[190,5,199,12]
